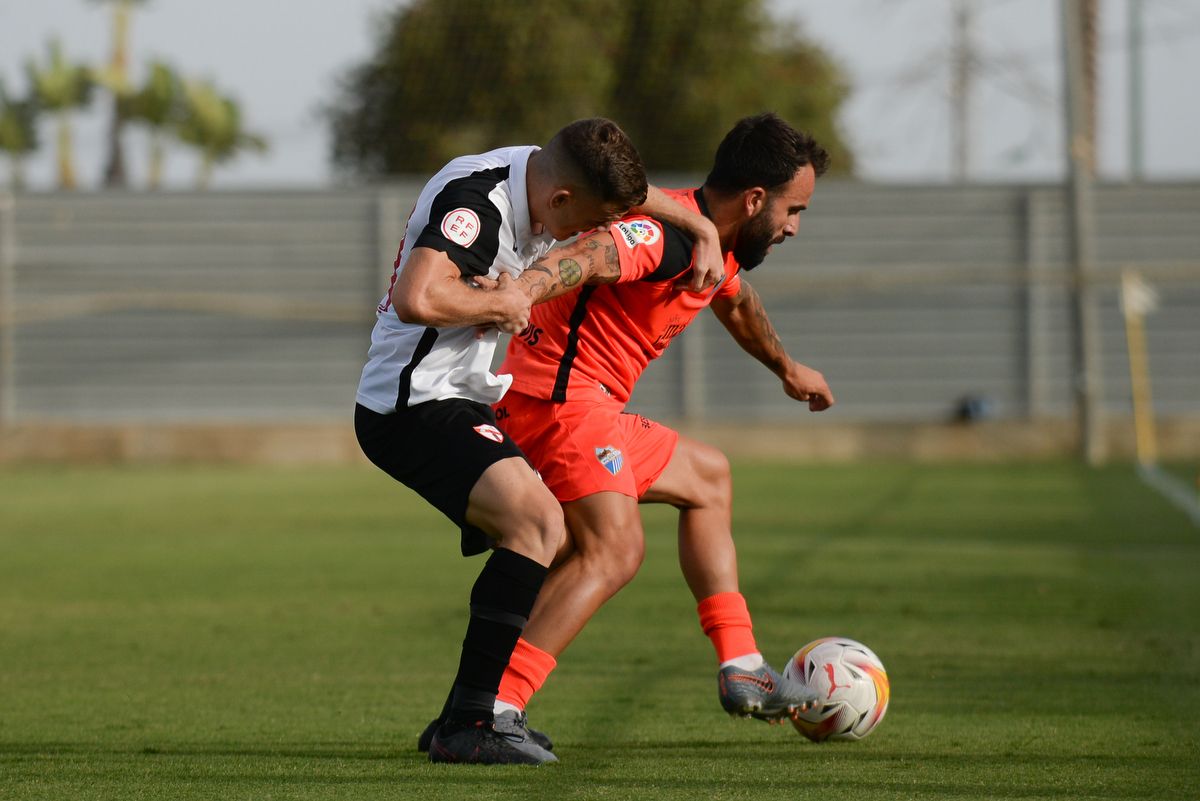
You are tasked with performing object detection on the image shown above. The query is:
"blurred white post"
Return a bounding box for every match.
[950,0,974,183]
[1128,0,1146,182]
[1062,0,1107,465]
[1120,271,1159,465]
[0,192,15,427]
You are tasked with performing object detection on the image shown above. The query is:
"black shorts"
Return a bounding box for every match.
[355,400,527,556]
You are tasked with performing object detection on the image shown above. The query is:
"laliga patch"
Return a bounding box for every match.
[441,208,481,247]
[614,220,661,250]
[594,445,624,476]
[473,424,504,443]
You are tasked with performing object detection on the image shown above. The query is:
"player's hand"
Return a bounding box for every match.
[781,361,834,411]
[490,273,532,334]
[464,275,505,338]
[675,220,724,292]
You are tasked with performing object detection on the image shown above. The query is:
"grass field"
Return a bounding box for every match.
[2,462,1198,800]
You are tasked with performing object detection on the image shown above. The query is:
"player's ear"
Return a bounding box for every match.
[549,188,572,210]
[743,187,767,218]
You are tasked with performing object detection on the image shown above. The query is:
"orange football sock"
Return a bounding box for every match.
[497,637,557,710]
[697,592,759,664]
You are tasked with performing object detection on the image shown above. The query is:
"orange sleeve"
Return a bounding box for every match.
[715,267,742,299]
[609,216,699,284]
[606,217,670,282]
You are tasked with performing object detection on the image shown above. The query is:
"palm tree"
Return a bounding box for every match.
[90,0,151,187]
[175,79,267,189]
[26,39,93,190]
[126,60,180,190]
[0,78,40,191]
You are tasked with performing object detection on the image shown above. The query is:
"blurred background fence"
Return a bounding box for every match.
[0,181,1197,431]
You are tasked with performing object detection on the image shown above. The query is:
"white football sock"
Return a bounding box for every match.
[494,698,523,716]
[719,652,764,671]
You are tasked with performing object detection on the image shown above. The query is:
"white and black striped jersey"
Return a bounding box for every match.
[356,146,555,413]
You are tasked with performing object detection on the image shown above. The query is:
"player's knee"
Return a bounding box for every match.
[561,497,644,588]
[680,442,732,506]
[590,545,643,592]
[592,527,644,589]
[533,500,567,556]
[613,536,645,585]
[703,448,732,504]
[487,485,565,564]
[514,495,565,562]
[567,518,644,590]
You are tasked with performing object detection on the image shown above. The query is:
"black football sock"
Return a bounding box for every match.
[447,548,548,725]
[433,686,454,724]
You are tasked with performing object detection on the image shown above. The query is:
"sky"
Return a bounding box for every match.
[2,0,1199,190]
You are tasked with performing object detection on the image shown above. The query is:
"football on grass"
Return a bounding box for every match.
[784,637,890,742]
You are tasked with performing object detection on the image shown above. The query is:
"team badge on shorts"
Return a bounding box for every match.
[473,424,504,443]
[595,445,624,476]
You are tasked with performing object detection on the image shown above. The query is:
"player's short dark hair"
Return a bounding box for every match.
[548,118,648,208]
[704,112,829,193]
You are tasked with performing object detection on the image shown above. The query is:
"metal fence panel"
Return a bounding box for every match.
[2,182,1197,424]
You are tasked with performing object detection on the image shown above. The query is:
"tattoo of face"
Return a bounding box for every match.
[558,258,583,287]
[604,243,619,274]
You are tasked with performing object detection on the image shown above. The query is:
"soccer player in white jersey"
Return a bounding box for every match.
[354,118,723,765]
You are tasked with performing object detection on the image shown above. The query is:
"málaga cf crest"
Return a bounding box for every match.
[594,445,624,476]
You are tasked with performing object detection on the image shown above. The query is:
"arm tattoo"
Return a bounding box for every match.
[604,243,620,275]
[558,258,582,287]
[520,262,554,300]
[741,283,786,361]
[578,237,621,285]
[525,263,553,281]
[522,247,593,300]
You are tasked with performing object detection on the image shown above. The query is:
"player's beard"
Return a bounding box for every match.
[733,205,777,271]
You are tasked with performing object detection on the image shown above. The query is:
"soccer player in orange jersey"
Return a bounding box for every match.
[415,113,834,755]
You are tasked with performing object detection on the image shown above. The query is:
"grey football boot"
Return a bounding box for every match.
[718,661,819,721]
[492,709,555,753]
[419,711,554,753]
[428,719,557,765]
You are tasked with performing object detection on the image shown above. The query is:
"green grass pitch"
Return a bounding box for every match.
[1,462,1198,800]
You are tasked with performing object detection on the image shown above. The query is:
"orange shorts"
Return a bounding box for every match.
[494,390,679,503]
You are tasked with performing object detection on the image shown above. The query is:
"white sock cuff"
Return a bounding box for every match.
[493,698,523,715]
[719,652,764,671]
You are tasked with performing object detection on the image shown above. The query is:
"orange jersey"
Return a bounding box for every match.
[501,188,742,403]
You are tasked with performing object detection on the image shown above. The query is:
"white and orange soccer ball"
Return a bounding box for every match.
[783,637,890,742]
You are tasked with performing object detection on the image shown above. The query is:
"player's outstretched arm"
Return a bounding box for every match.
[637,185,723,292]
[391,246,531,333]
[515,232,625,304]
[710,281,834,412]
